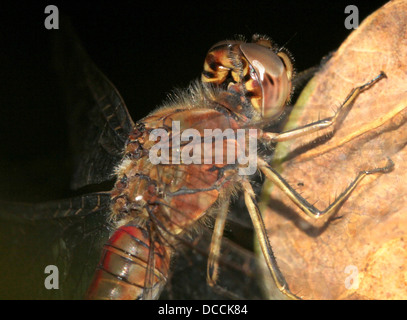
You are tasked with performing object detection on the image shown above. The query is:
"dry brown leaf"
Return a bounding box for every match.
[259,0,407,300]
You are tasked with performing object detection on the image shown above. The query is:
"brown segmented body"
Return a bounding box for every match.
[85,87,254,299]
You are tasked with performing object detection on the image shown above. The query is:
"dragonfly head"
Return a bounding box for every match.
[202,35,294,120]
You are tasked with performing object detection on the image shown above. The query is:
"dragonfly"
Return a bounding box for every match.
[0,24,392,299]
[0,27,265,300]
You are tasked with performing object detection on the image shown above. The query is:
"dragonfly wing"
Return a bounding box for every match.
[53,21,135,189]
[161,224,265,300]
[0,193,111,299]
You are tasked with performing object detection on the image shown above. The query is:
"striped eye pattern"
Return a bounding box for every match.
[202,35,294,119]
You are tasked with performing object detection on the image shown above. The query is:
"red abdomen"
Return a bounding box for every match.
[85,222,171,300]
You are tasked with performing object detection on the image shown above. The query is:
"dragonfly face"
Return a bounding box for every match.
[202,35,294,120]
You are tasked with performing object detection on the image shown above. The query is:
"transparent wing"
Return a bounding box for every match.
[161,222,266,300]
[53,20,135,189]
[0,193,111,299]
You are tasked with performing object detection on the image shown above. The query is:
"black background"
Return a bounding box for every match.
[0,0,389,201]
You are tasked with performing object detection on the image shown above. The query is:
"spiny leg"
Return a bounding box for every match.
[205,198,243,299]
[207,198,230,287]
[258,157,394,220]
[262,72,386,143]
[241,179,299,300]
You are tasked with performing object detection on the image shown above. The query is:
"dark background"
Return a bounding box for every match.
[0,0,389,201]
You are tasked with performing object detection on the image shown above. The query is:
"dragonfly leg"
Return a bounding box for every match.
[258,157,394,220]
[205,197,247,299]
[207,198,230,287]
[262,72,386,143]
[241,179,300,300]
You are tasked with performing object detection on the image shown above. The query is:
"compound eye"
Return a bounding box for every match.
[240,43,292,119]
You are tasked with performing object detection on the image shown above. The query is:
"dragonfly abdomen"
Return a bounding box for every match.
[85,221,171,300]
